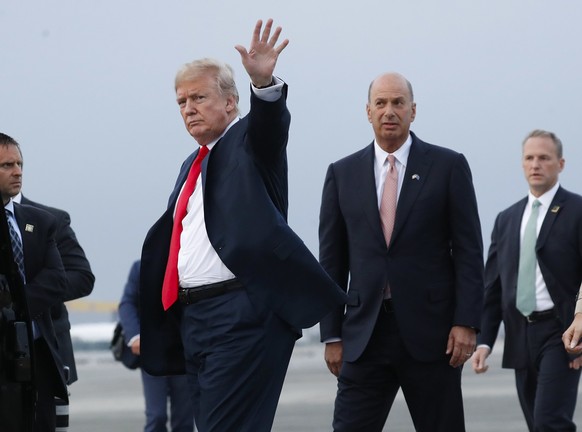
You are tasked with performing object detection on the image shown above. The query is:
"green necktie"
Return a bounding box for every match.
[516,199,541,316]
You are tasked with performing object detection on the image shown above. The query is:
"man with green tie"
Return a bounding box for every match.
[472,129,582,431]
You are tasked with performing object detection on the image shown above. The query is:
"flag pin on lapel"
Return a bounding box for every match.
[411,174,420,181]
[25,224,34,232]
[551,206,560,213]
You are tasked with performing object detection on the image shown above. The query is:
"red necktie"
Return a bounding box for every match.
[161,145,210,310]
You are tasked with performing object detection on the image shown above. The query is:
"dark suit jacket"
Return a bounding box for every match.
[14,203,68,399]
[140,86,347,375]
[478,186,582,369]
[319,132,484,363]
[21,196,95,383]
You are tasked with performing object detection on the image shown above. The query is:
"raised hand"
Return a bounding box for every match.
[235,19,289,88]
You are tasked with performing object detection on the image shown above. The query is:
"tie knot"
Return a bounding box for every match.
[198,145,210,159]
[387,154,396,168]
[5,209,11,217]
[532,200,541,209]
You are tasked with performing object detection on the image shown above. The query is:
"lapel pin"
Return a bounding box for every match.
[551,206,560,213]
[25,224,34,233]
[411,174,420,181]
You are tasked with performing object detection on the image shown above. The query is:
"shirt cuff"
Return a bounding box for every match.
[251,76,284,102]
[127,334,140,347]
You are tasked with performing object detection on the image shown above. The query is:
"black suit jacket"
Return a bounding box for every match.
[140,86,347,375]
[478,186,582,369]
[319,133,484,363]
[13,203,68,399]
[20,196,95,383]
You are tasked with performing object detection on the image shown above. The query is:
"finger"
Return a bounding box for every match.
[449,350,461,367]
[261,18,273,43]
[567,345,582,355]
[274,39,290,55]
[473,355,486,373]
[445,335,454,355]
[571,330,582,349]
[251,19,263,45]
[477,364,489,374]
[269,25,283,46]
[328,362,339,377]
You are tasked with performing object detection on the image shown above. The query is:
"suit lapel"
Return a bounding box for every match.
[390,137,432,246]
[13,205,33,277]
[508,199,528,289]
[536,187,566,251]
[168,151,198,209]
[355,144,386,245]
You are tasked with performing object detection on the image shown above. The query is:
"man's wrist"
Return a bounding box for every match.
[252,78,274,89]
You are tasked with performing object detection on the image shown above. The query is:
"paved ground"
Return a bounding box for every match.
[67,342,582,431]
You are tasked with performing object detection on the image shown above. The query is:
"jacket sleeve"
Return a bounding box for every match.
[118,260,141,340]
[318,163,349,341]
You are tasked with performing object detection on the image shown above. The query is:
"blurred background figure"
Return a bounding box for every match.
[118,260,195,432]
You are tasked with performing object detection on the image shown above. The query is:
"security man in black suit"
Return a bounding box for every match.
[473,129,582,431]
[0,134,67,431]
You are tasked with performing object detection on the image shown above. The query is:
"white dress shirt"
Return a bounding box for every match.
[520,182,559,312]
[373,135,412,208]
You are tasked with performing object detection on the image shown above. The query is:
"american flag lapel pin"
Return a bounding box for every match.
[411,174,420,181]
[25,224,34,232]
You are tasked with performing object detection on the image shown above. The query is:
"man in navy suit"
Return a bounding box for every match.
[0,136,67,431]
[139,20,346,432]
[319,72,484,432]
[119,260,195,432]
[473,129,582,431]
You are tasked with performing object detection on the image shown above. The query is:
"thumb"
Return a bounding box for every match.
[570,330,581,349]
[445,333,454,354]
[234,45,248,58]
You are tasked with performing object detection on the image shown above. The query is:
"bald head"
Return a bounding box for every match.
[368,72,414,103]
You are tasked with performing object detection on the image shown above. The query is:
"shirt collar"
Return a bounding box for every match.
[373,134,412,169]
[527,182,560,209]
[5,199,15,215]
[202,117,240,151]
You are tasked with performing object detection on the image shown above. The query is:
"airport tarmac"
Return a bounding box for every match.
[68,342,582,431]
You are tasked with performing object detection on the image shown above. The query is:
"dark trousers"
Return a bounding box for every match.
[515,316,581,432]
[33,339,57,432]
[333,305,466,432]
[180,289,296,432]
[141,370,195,432]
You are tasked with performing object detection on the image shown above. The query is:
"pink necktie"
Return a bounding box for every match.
[380,154,398,247]
[161,145,209,310]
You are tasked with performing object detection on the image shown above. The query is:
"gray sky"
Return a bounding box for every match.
[2,0,582,309]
